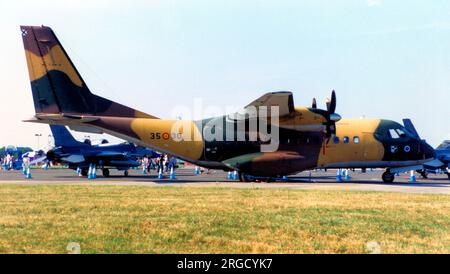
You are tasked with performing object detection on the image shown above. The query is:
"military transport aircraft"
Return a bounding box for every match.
[20,25,435,182]
[46,125,157,177]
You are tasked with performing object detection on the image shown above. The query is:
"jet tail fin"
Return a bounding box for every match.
[402,119,421,139]
[49,125,82,147]
[21,25,157,119]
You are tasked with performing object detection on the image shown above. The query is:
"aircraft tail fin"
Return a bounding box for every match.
[21,25,157,119]
[49,125,81,147]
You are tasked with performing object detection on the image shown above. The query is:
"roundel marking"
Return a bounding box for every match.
[404,145,411,153]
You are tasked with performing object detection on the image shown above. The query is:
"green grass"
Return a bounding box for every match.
[0,185,450,254]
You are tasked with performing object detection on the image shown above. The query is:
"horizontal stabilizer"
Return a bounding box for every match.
[28,156,47,166]
[68,125,104,134]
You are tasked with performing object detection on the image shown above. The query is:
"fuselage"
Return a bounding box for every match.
[79,115,435,177]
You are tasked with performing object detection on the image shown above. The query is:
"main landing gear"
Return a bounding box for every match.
[418,170,428,179]
[382,170,395,183]
[238,173,274,183]
[80,169,88,177]
[102,168,110,178]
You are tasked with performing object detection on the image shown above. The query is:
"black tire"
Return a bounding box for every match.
[81,169,88,177]
[382,171,395,183]
[447,173,450,180]
[417,169,428,179]
[239,173,252,182]
[124,170,129,177]
[102,168,110,177]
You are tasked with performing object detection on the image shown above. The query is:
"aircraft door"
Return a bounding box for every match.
[203,124,222,162]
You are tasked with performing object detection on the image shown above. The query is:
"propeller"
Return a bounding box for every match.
[322,90,341,141]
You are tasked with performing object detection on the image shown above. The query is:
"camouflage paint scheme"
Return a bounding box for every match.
[21,26,435,178]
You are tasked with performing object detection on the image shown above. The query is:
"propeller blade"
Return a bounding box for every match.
[329,90,336,114]
[324,90,339,141]
[312,98,317,109]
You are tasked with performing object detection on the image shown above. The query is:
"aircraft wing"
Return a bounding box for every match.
[243,91,295,117]
[89,151,127,158]
[61,154,85,164]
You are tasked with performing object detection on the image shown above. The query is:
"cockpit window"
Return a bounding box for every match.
[437,141,450,150]
[396,129,407,138]
[389,128,408,139]
[389,129,400,139]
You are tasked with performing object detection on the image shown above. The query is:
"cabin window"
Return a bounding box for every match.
[333,136,340,144]
[343,136,350,144]
[353,136,360,144]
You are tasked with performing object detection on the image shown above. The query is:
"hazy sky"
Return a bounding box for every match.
[0,0,449,150]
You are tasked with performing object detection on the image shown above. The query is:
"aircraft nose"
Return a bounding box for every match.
[421,141,436,160]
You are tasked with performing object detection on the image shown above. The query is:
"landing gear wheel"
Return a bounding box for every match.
[102,168,110,177]
[447,173,450,180]
[124,170,129,177]
[239,173,250,182]
[81,169,88,177]
[382,171,395,183]
[419,170,428,179]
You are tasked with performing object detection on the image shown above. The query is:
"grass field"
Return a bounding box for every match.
[0,184,450,254]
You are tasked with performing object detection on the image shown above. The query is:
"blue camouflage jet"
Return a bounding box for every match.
[420,140,450,180]
[46,125,158,177]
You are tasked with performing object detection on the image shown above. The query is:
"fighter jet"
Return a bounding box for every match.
[436,141,450,166]
[20,25,435,182]
[420,141,450,180]
[47,125,157,177]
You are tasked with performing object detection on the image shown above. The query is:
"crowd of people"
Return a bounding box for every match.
[139,154,178,173]
[0,154,15,169]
